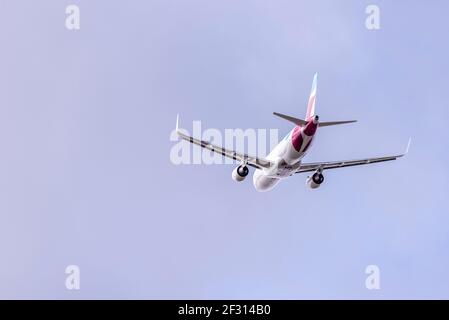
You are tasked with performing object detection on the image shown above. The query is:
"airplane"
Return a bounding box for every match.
[175,73,410,192]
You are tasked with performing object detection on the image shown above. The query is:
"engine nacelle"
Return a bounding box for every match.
[232,165,249,182]
[306,172,324,189]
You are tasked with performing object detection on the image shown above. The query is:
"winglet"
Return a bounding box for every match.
[176,114,180,133]
[405,137,412,154]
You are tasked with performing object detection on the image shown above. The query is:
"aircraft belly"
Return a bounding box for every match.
[253,169,280,192]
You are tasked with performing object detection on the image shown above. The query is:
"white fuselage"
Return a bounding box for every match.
[253,119,318,192]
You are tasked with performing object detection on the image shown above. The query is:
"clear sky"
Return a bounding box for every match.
[0,0,448,299]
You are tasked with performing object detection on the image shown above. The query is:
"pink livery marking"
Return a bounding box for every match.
[291,122,318,152]
[303,121,318,136]
[291,126,303,152]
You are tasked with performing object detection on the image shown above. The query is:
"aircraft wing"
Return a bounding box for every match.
[175,116,273,170]
[295,139,411,174]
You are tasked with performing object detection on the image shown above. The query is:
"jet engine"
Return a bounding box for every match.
[232,165,249,182]
[306,171,324,189]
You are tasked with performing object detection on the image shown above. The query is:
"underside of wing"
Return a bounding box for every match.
[296,139,411,174]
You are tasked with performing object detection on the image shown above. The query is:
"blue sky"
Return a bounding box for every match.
[0,0,448,299]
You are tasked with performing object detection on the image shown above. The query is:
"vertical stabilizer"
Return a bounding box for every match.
[306,73,318,120]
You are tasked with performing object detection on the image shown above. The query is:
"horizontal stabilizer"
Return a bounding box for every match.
[274,112,356,127]
[319,120,357,127]
[273,112,308,126]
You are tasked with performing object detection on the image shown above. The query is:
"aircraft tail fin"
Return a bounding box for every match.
[305,73,318,120]
[274,73,357,127]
